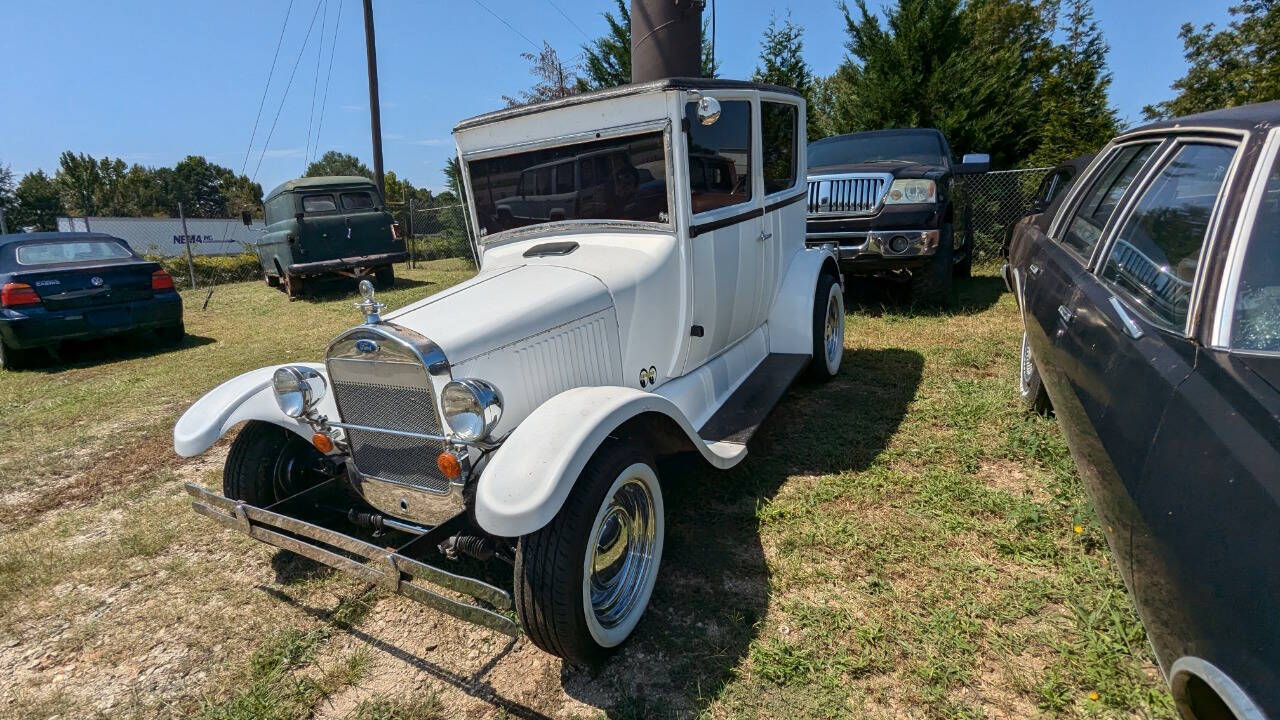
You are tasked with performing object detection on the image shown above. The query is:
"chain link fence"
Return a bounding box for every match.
[955,166,1053,264]
[387,201,476,267]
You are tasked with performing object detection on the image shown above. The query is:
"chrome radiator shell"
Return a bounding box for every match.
[326,323,462,524]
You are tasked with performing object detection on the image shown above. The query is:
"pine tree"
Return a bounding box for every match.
[751,13,821,140]
[1143,0,1280,119]
[1030,0,1119,165]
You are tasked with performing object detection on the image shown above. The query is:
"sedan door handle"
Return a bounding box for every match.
[1057,304,1075,324]
[1027,263,1042,276]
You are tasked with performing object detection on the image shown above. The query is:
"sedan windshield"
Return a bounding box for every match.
[468,131,668,238]
[16,240,132,266]
[809,132,946,167]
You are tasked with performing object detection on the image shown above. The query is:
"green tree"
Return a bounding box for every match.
[305,150,373,179]
[504,43,580,107]
[576,1,718,91]
[0,163,16,232]
[1030,0,1119,165]
[164,155,232,218]
[55,151,105,216]
[11,170,66,231]
[751,12,820,139]
[1143,0,1280,119]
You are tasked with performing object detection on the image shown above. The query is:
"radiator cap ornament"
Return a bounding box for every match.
[355,279,386,325]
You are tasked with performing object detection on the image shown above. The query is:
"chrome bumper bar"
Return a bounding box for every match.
[806,228,940,261]
[183,482,519,637]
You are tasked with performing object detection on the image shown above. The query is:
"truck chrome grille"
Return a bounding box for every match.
[807,175,890,215]
[328,356,451,495]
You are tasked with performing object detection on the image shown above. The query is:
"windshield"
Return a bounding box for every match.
[808,132,946,167]
[16,240,132,266]
[468,131,668,238]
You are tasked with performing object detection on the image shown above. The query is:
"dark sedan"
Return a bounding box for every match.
[0,232,184,369]
[1007,102,1280,720]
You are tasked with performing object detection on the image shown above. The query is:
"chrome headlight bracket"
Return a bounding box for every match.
[272,365,328,418]
[440,378,503,442]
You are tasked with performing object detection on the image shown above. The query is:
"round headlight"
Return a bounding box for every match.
[272,366,326,418]
[440,378,502,442]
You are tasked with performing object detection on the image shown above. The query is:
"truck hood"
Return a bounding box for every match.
[808,160,946,181]
[381,263,615,365]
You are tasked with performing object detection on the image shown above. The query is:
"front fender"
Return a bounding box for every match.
[768,245,840,355]
[173,363,335,457]
[475,386,744,537]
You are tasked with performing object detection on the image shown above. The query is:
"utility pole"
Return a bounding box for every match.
[362,0,385,199]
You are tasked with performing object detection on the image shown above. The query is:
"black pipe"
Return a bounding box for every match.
[362,0,385,198]
[631,0,704,83]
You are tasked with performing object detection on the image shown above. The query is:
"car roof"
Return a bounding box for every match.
[809,128,943,146]
[454,77,803,133]
[0,231,128,247]
[265,175,378,200]
[1122,100,1280,137]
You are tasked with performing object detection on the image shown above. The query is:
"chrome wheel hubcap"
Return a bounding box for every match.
[824,291,842,365]
[1019,333,1034,393]
[589,477,657,629]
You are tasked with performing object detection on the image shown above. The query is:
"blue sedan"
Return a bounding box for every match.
[0,232,184,369]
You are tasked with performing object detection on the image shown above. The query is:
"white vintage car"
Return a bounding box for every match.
[174,78,844,663]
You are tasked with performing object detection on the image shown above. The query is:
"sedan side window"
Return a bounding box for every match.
[686,99,752,214]
[1099,143,1236,331]
[1231,156,1280,352]
[1061,143,1159,259]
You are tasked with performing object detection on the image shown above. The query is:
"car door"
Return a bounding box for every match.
[683,95,764,372]
[758,97,804,319]
[1055,138,1240,596]
[1131,134,1280,708]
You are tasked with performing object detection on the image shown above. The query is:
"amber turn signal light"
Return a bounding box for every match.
[436,451,462,480]
[312,432,334,453]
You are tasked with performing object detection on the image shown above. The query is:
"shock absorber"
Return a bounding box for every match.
[439,534,495,562]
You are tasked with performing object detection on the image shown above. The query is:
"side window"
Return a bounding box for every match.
[1231,154,1280,352]
[685,99,752,214]
[554,162,574,194]
[265,194,293,224]
[535,167,553,196]
[1100,142,1236,330]
[302,194,337,213]
[761,101,798,195]
[1061,143,1159,258]
[340,192,374,211]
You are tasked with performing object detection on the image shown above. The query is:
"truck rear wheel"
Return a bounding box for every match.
[954,223,974,278]
[374,265,395,290]
[514,441,664,664]
[908,223,954,306]
[284,274,305,301]
[223,421,326,506]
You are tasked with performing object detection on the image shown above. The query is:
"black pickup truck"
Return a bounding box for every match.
[804,128,988,303]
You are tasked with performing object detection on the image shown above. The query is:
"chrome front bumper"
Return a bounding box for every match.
[184,481,518,637]
[806,229,940,261]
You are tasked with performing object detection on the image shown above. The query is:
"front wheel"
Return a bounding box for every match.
[515,441,664,664]
[806,271,844,381]
[908,224,954,306]
[223,421,327,506]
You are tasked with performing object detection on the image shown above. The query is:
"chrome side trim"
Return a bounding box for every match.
[1169,657,1267,720]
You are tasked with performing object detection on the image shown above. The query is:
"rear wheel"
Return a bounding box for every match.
[515,441,664,664]
[223,421,327,506]
[0,339,36,371]
[284,274,305,301]
[1019,331,1052,416]
[807,271,844,381]
[265,271,280,288]
[374,265,395,290]
[908,223,954,306]
[156,321,185,346]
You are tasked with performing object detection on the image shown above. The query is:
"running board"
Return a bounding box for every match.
[696,353,810,445]
[183,483,519,637]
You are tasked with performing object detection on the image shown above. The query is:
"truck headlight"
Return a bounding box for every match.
[272,366,327,418]
[885,179,936,204]
[441,379,503,441]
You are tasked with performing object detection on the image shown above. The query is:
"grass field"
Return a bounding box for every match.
[0,261,1175,719]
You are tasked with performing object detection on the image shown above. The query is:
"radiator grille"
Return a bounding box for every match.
[331,378,450,494]
[807,175,889,215]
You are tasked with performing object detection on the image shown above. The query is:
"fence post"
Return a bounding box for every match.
[178,202,196,289]
[408,197,416,269]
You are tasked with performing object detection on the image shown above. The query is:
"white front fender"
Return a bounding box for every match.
[173,363,335,457]
[475,386,745,537]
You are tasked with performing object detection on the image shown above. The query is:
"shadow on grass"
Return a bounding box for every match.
[560,347,924,717]
[845,274,1006,317]
[293,275,435,303]
[21,332,216,374]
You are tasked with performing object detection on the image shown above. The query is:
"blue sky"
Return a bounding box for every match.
[0,1,1232,196]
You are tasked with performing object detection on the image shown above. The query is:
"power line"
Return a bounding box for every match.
[545,0,590,41]
[240,0,296,176]
[312,0,343,165]
[470,0,540,52]
[253,0,326,182]
[304,0,329,169]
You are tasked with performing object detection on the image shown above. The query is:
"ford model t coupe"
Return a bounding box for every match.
[174,78,843,662]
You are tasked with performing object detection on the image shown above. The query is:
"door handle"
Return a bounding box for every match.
[758,231,772,242]
[1057,304,1075,324]
[1027,263,1042,276]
